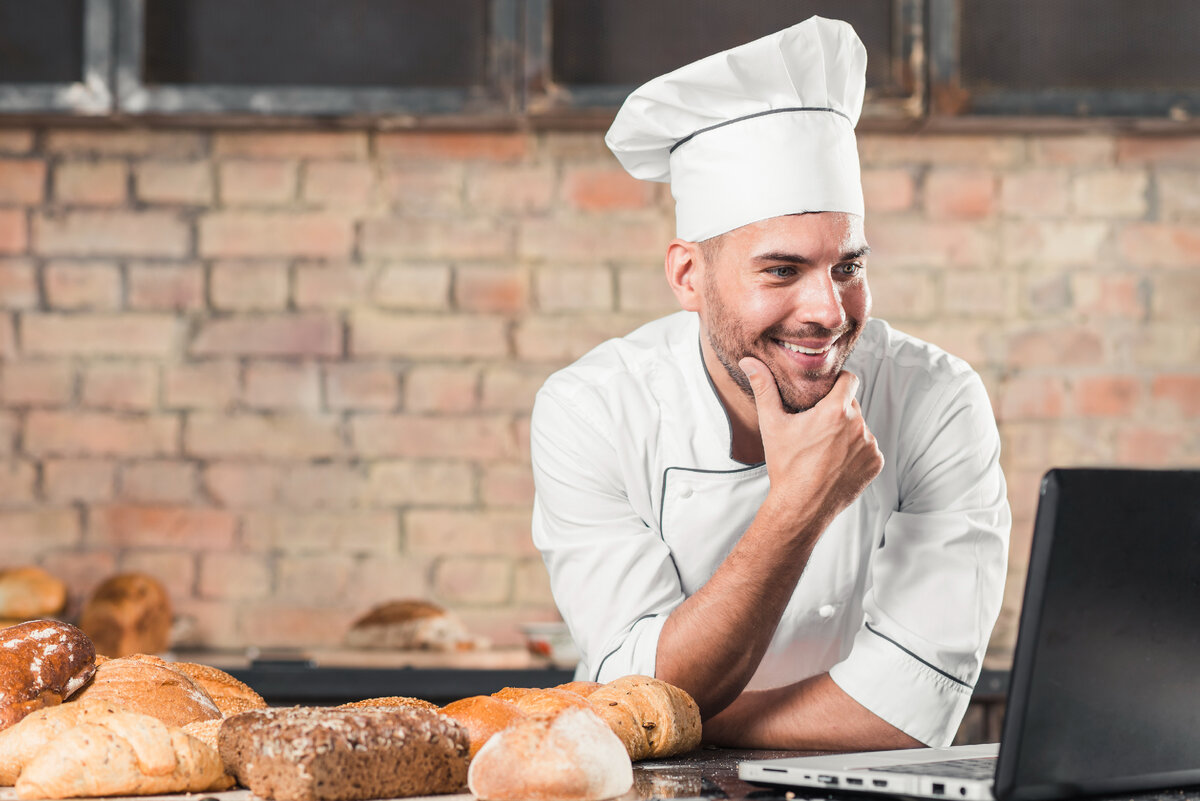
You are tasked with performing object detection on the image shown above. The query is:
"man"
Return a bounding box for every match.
[529,17,1009,751]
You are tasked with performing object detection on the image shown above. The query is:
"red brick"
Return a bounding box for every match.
[242,510,398,554]
[864,266,937,322]
[34,210,189,257]
[120,460,199,503]
[0,409,15,455]
[1000,423,1054,472]
[82,362,158,410]
[1005,326,1105,368]
[454,265,529,313]
[210,261,290,310]
[171,599,240,650]
[350,311,508,359]
[128,263,205,310]
[303,161,374,206]
[119,550,196,595]
[0,131,34,154]
[376,131,528,162]
[1152,375,1200,417]
[203,463,282,507]
[0,360,73,406]
[191,314,341,357]
[343,556,435,608]
[0,460,36,505]
[1074,273,1146,320]
[25,411,177,457]
[54,161,127,205]
[199,212,352,258]
[1119,224,1200,267]
[294,264,372,309]
[218,160,298,205]
[198,553,272,600]
[365,460,475,506]
[44,261,122,309]
[861,168,916,213]
[164,360,239,410]
[1072,170,1147,218]
[351,415,516,460]
[1029,136,1116,166]
[91,505,235,548]
[996,375,1067,421]
[480,463,535,508]
[407,510,536,557]
[1116,137,1200,165]
[135,161,213,205]
[1130,323,1200,369]
[857,134,1024,167]
[324,363,399,411]
[1115,426,1181,465]
[243,362,321,410]
[616,266,681,315]
[0,259,37,308]
[186,413,342,460]
[1157,172,1200,219]
[468,165,556,213]
[379,164,465,212]
[999,170,1071,218]
[0,210,27,253]
[43,459,117,502]
[518,218,666,262]
[898,321,993,367]
[1001,221,1108,266]
[404,365,479,413]
[1073,376,1141,417]
[276,555,354,604]
[278,462,368,508]
[0,509,82,550]
[237,603,350,648]
[481,365,554,415]
[561,166,655,212]
[0,160,46,204]
[213,131,367,159]
[942,272,1016,318]
[534,267,613,312]
[361,218,514,260]
[514,558,554,606]
[924,170,996,219]
[22,313,177,356]
[373,265,452,310]
[864,219,996,268]
[514,314,651,363]
[432,557,512,605]
[45,129,206,158]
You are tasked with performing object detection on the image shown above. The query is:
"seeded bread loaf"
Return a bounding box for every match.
[0,621,96,734]
[218,706,469,801]
[168,661,268,717]
[586,674,701,761]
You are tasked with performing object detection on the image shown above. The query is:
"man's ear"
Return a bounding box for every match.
[665,238,704,312]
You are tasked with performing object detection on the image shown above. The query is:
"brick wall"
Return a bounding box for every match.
[0,125,1197,657]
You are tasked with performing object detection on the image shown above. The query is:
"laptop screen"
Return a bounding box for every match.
[997,468,1200,801]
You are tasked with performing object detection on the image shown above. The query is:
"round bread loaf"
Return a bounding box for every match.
[219,706,469,801]
[468,706,633,801]
[0,568,66,621]
[70,656,221,729]
[440,695,526,758]
[0,620,96,734]
[344,599,479,651]
[169,662,267,717]
[491,687,592,717]
[78,573,172,658]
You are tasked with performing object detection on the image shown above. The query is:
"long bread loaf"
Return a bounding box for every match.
[586,674,701,761]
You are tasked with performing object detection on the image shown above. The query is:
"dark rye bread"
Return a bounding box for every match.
[218,706,469,801]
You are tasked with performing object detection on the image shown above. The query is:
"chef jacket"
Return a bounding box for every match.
[530,311,1010,747]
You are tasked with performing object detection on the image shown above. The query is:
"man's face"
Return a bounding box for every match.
[699,212,871,413]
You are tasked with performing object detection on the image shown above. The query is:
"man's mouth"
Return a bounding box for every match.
[777,339,835,356]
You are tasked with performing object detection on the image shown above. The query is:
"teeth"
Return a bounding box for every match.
[781,341,830,355]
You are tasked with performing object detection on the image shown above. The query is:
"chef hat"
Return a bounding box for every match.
[605,16,867,242]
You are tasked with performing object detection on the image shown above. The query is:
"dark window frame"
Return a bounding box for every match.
[0,0,114,114]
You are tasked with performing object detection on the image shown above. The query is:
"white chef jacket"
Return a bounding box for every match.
[530,311,1009,747]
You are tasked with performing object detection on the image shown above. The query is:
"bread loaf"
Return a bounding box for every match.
[219,706,469,801]
[440,695,526,759]
[587,675,701,761]
[0,697,130,785]
[467,707,633,801]
[555,681,603,697]
[169,661,268,716]
[491,687,592,717]
[0,621,96,734]
[337,696,438,711]
[181,717,222,752]
[344,599,481,651]
[70,655,221,729]
[0,568,66,621]
[14,710,229,799]
[78,573,172,658]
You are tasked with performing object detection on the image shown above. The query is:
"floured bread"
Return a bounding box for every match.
[0,621,96,734]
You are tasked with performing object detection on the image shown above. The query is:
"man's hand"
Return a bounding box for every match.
[739,357,884,535]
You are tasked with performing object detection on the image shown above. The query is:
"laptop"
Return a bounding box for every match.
[740,467,1200,801]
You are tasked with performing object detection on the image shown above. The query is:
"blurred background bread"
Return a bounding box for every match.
[345,599,484,651]
[0,567,66,622]
[78,573,172,658]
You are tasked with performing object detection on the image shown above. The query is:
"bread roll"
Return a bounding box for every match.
[219,706,469,801]
[337,696,438,711]
[587,675,701,761]
[169,661,267,716]
[14,710,229,799]
[468,707,633,801]
[78,573,172,658]
[0,697,131,785]
[71,656,221,729]
[440,695,526,759]
[344,599,480,651]
[491,687,592,717]
[0,568,66,620]
[0,621,96,733]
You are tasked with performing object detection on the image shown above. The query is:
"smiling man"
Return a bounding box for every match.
[530,17,1010,751]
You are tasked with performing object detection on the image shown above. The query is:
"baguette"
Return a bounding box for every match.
[586,674,701,761]
[440,695,526,759]
[491,687,592,717]
[0,698,130,785]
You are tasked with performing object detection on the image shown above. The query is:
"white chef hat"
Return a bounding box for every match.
[605,16,867,243]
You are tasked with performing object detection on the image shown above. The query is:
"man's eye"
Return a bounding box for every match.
[837,263,863,277]
[767,266,796,278]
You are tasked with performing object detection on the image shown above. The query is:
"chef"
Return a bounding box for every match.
[530,17,1010,750]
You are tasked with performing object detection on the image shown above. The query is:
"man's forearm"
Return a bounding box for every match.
[701,672,924,751]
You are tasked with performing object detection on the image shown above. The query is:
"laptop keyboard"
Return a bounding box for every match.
[864,756,997,780]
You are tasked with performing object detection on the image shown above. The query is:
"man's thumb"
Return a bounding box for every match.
[738,357,783,417]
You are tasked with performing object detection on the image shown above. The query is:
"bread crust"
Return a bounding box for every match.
[78,573,172,659]
[440,695,526,759]
[0,569,66,620]
[586,675,701,761]
[71,656,221,729]
[0,621,96,734]
[337,696,438,711]
[491,687,592,718]
[169,661,268,716]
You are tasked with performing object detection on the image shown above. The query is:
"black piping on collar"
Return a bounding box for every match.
[670,106,852,155]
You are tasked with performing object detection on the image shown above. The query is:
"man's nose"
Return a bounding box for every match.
[791,271,846,331]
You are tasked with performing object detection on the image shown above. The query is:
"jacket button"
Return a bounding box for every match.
[818,604,836,618]
[679,485,693,499]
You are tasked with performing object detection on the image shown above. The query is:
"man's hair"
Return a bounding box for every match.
[698,233,725,266]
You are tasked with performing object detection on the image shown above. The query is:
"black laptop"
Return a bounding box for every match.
[740,468,1200,801]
